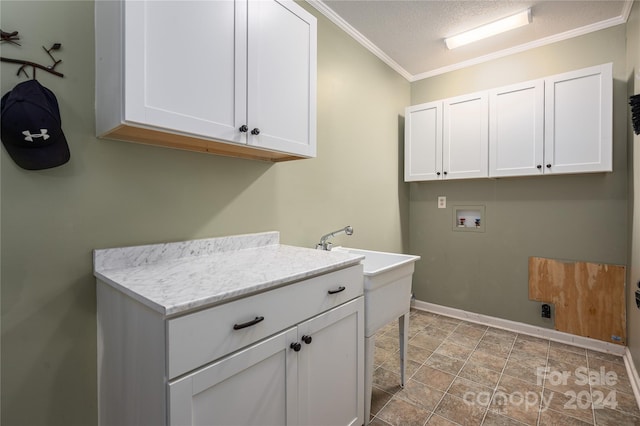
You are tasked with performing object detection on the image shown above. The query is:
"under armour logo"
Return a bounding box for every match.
[22,129,50,142]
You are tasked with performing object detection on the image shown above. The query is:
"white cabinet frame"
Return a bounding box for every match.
[404,101,442,181]
[544,63,613,174]
[443,92,489,180]
[96,0,317,162]
[404,93,488,182]
[489,80,544,177]
[405,63,613,181]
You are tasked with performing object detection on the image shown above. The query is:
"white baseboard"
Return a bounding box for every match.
[412,300,625,355]
[412,299,640,411]
[624,347,640,413]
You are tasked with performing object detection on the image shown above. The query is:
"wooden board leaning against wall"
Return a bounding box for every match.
[529,257,626,345]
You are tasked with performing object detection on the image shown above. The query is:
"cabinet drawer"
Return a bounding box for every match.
[167,265,363,378]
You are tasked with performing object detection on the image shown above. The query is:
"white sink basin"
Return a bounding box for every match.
[334,247,420,337]
[335,247,420,425]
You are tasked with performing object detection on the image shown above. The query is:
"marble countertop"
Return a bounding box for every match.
[93,231,364,316]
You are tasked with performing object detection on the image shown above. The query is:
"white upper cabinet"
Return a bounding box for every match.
[96,0,317,162]
[247,0,317,157]
[544,63,613,174]
[404,93,488,182]
[405,63,613,181]
[489,80,544,177]
[404,101,442,181]
[443,92,489,180]
[123,0,244,143]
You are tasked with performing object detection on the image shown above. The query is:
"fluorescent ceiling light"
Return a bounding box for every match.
[445,8,532,50]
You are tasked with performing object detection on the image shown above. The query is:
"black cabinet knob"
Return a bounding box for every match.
[302,335,312,344]
[443,171,448,175]
[251,128,260,135]
[290,342,301,352]
[239,125,248,133]
[537,165,542,169]
[436,172,441,176]
[546,164,552,169]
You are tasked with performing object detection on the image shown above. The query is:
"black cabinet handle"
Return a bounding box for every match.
[436,172,441,176]
[328,286,346,295]
[302,335,312,344]
[443,171,448,175]
[537,164,542,169]
[251,128,260,135]
[546,164,552,169]
[290,342,302,352]
[233,316,264,330]
[239,125,248,133]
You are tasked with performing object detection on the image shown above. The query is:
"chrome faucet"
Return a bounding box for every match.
[316,226,353,251]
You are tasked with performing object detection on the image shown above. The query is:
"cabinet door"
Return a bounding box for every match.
[124,0,247,144]
[404,102,443,181]
[544,63,612,174]
[443,93,489,179]
[489,80,544,177]
[168,327,298,426]
[247,0,317,157]
[297,297,364,426]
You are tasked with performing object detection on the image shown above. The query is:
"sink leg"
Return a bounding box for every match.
[364,313,410,424]
[398,313,409,387]
[364,336,375,425]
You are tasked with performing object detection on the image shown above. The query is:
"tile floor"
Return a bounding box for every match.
[369,309,640,426]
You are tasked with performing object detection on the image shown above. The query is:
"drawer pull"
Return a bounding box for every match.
[302,335,312,344]
[290,342,302,352]
[328,286,346,295]
[233,316,265,330]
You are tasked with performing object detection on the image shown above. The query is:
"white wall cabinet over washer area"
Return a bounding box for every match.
[489,79,545,178]
[405,63,613,181]
[95,0,317,162]
[404,93,488,181]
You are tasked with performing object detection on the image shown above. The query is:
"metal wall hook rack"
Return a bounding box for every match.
[0,29,64,78]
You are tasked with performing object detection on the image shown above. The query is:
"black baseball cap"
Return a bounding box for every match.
[1,79,70,170]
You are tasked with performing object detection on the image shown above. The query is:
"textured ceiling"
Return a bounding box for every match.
[310,0,632,81]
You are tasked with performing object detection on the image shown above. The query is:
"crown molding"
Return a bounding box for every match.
[307,0,634,83]
[305,0,413,81]
[411,12,630,82]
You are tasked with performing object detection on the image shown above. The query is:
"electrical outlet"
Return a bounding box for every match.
[541,304,551,318]
[438,196,446,209]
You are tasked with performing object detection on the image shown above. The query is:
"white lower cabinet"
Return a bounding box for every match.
[96,264,364,426]
[169,327,297,426]
[297,298,364,426]
[169,298,364,426]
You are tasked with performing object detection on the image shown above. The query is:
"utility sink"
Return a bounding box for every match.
[334,247,420,336]
[334,247,420,425]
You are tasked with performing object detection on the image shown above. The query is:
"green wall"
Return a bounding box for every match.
[409,25,629,327]
[2,1,637,423]
[0,1,410,424]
